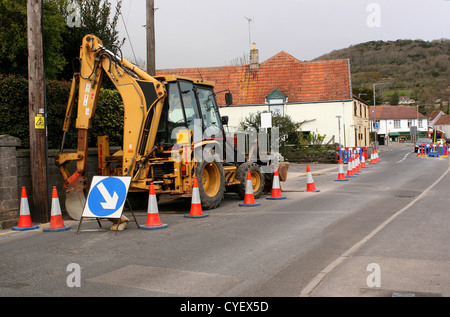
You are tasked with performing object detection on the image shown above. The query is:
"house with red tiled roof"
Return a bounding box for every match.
[156,46,370,147]
[429,110,445,126]
[434,114,450,138]
[369,105,428,144]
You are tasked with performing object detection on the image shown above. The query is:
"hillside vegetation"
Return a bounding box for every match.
[315,39,450,113]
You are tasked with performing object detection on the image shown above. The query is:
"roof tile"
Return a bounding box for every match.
[369,106,427,120]
[156,52,351,105]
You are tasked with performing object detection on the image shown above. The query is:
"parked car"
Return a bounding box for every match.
[415,138,432,152]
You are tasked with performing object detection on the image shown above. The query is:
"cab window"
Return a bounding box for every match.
[196,86,222,137]
[179,81,200,130]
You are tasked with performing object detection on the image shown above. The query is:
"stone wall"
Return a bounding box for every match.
[0,135,21,229]
[0,134,108,229]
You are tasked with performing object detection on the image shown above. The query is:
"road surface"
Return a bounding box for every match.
[1,144,449,303]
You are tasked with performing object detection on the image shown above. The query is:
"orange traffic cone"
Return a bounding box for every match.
[370,150,377,164]
[239,170,260,206]
[346,156,355,178]
[267,168,286,200]
[305,164,320,192]
[43,186,71,232]
[185,177,209,218]
[352,153,359,175]
[140,183,167,229]
[374,149,380,162]
[355,152,361,173]
[361,152,367,168]
[12,187,39,231]
[335,158,348,181]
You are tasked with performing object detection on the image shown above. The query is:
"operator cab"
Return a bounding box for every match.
[155,76,229,147]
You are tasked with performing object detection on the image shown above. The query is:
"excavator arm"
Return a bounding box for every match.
[55,34,166,219]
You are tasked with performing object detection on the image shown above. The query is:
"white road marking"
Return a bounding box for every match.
[299,161,450,297]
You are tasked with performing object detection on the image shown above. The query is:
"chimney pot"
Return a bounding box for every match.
[250,43,259,70]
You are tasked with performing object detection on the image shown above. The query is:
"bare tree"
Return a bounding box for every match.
[226,52,250,66]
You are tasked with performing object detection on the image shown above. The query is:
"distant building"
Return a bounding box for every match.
[398,96,415,105]
[433,114,450,138]
[428,110,445,126]
[157,46,370,148]
[369,105,428,144]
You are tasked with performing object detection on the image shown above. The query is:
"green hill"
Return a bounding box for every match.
[314,39,450,112]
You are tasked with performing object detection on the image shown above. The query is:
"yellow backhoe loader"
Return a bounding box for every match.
[55,34,288,225]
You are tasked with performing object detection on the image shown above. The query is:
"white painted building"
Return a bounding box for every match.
[220,97,370,148]
[369,106,428,144]
[157,49,371,148]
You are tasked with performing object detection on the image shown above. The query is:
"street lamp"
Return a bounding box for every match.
[336,115,342,147]
[372,82,391,149]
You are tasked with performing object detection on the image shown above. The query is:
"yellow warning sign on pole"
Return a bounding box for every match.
[35,115,45,129]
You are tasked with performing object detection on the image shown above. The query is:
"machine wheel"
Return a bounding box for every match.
[235,162,264,199]
[194,156,225,210]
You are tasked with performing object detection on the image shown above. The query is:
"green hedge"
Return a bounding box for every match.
[281,144,338,163]
[0,74,123,149]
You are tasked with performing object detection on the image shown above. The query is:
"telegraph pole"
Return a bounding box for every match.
[27,0,49,223]
[146,0,156,75]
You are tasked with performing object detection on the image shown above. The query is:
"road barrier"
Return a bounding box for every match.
[417,144,427,157]
[427,144,448,157]
[336,147,368,163]
[417,144,448,157]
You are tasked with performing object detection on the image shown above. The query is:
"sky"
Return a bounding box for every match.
[115,0,450,70]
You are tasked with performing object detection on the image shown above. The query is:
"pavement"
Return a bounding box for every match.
[281,162,338,192]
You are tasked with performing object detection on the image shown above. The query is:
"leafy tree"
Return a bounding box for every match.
[0,0,66,79]
[389,91,399,105]
[315,39,450,106]
[307,132,326,145]
[58,0,125,80]
[353,87,374,104]
[239,110,300,144]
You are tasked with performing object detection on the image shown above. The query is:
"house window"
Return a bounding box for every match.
[269,104,284,116]
[354,102,357,116]
[266,89,287,117]
[373,120,380,129]
[407,119,412,127]
[418,120,423,128]
[394,120,401,128]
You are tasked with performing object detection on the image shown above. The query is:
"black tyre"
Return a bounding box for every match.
[235,162,264,199]
[194,157,225,209]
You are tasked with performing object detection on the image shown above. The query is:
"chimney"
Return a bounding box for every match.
[250,43,259,70]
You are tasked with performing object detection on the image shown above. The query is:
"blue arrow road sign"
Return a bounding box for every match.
[83,176,131,218]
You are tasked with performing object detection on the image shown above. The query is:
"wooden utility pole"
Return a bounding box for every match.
[146,0,156,75]
[27,0,49,223]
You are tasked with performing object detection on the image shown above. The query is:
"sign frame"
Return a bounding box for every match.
[77,176,135,234]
